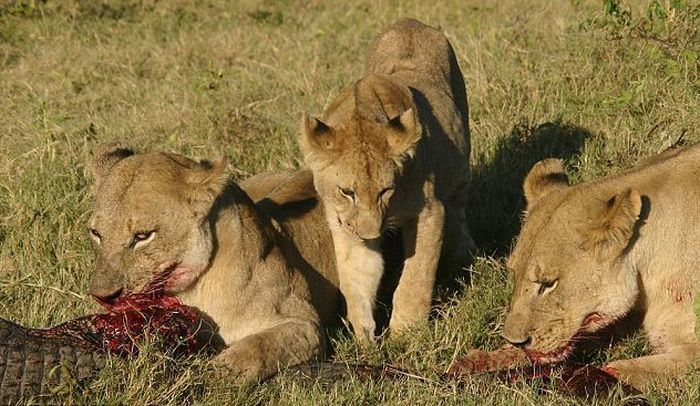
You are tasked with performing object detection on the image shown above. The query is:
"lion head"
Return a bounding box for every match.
[298,74,420,240]
[502,159,644,363]
[87,143,227,304]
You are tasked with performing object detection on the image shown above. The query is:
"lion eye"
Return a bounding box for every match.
[131,230,155,248]
[379,186,395,201]
[537,279,558,295]
[89,228,101,244]
[339,187,355,201]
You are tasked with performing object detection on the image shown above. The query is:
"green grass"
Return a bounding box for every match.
[1,0,699,404]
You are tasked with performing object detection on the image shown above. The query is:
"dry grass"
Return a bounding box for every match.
[0,0,698,404]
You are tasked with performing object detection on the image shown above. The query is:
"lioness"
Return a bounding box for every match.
[299,19,473,340]
[502,144,700,390]
[88,144,340,381]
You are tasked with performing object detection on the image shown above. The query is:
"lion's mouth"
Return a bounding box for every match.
[99,264,180,313]
[525,312,614,365]
[525,343,575,365]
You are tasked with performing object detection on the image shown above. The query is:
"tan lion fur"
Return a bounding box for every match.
[298,18,473,340]
[502,144,700,391]
[88,144,340,382]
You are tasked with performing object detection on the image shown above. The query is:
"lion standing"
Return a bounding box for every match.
[299,19,473,340]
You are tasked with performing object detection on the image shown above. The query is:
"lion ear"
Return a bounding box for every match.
[91,142,135,184]
[582,188,642,261]
[185,157,229,210]
[386,108,421,160]
[299,113,338,165]
[523,159,569,206]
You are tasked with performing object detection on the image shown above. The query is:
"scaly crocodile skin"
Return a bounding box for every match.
[0,291,206,404]
[0,318,105,404]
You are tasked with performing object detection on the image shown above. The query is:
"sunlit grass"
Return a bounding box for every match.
[0,0,698,403]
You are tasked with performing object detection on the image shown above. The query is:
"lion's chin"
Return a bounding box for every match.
[525,312,617,365]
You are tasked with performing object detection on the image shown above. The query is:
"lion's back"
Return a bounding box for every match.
[242,170,342,327]
[365,18,471,200]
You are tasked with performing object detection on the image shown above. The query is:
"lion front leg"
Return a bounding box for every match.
[604,343,700,391]
[333,230,384,342]
[214,319,324,383]
[389,199,445,332]
[441,202,475,274]
[445,187,476,256]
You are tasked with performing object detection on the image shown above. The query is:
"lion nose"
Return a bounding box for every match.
[91,287,124,305]
[501,331,531,347]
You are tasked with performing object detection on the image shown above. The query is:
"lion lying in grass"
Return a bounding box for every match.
[87,144,340,381]
[500,144,700,391]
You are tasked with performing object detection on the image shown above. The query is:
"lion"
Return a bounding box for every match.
[87,143,341,381]
[298,18,473,340]
[501,144,700,391]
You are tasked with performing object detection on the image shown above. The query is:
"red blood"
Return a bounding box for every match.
[601,365,620,379]
[448,347,641,399]
[448,346,530,375]
[491,362,629,397]
[28,270,206,357]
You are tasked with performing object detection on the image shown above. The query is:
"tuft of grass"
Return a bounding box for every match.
[1,0,698,404]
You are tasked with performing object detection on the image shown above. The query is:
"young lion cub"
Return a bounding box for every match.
[299,19,473,340]
[88,144,340,381]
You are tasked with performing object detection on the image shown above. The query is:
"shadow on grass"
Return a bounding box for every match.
[371,119,591,333]
[466,118,591,255]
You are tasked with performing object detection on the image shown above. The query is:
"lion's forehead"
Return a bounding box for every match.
[510,247,568,282]
[92,183,189,234]
[360,159,396,193]
[510,204,585,278]
[99,168,183,203]
[328,150,396,190]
